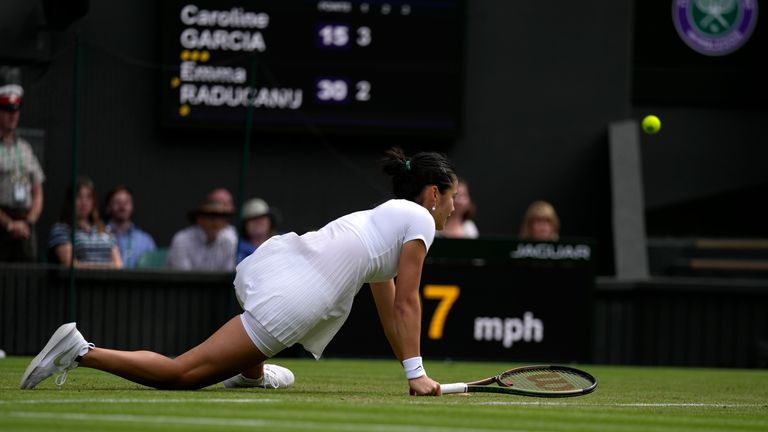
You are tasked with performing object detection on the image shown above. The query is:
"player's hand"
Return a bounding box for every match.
[408,375,442,396]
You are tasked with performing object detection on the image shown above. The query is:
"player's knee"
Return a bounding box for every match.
[168,370,211,390]
[149,363,200,390]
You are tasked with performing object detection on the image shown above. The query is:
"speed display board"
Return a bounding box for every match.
[326,238,596,363]
[159,0,463,135]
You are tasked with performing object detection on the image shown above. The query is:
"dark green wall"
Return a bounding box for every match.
[5,1,767,275]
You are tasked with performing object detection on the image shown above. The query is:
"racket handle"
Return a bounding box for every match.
[441,383,468,394]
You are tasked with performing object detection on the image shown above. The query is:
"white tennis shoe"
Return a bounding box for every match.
[19,322,94,390]
[223,364,295,389]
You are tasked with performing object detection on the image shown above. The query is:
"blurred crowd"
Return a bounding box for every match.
[0,71,287,270]
[1,75,564,270]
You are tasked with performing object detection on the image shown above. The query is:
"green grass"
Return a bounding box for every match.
[1,356,767,431]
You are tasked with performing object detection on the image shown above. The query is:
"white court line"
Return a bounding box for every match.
[4,399,761,409]
[616,403,766,408]
[475,401,765,408]
[7,412,529,432]
[0,398,276,405]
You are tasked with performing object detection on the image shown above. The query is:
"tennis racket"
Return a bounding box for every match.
[440,365,597,397]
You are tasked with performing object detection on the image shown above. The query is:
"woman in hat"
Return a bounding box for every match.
[237,197,280,263]
[21,147,457,396]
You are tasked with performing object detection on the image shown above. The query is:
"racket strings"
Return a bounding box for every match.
[500,368,593,392]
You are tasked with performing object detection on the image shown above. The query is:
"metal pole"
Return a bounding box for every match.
[234,58,257,262]
[67,33,82,322]
[230,58,257,315]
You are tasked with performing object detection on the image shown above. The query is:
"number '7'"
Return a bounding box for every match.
[422,285,460,340]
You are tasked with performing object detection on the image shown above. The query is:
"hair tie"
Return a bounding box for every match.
[404,160,411,170]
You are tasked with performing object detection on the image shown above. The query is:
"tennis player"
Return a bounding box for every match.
[20,147,456,396]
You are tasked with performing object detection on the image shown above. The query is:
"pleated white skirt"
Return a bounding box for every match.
[234,225,370,359]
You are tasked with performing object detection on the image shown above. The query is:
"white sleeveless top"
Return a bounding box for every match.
[234,199,435,358]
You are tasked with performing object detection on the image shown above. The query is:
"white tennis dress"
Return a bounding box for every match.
[234,199,436,358]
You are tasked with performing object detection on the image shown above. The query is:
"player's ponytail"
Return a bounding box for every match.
[380,146,456,202]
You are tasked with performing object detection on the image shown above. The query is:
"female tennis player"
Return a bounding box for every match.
[21,147,456,396]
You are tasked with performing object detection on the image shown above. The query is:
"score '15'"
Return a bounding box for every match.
[318,24,372,47]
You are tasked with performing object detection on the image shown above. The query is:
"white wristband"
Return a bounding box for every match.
[402,356,426,380]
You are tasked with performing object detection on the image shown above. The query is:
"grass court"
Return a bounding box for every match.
[1,357,766,431]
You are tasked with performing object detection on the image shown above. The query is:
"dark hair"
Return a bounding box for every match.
[380,147,456,202]
[457,177,477,222]
[104,184,133,205]
[58,175,106,233]
[103,184,133,216]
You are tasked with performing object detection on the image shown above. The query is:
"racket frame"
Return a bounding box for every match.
[441,365,598,398]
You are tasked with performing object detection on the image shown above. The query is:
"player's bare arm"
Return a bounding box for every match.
[394,239,441,396]
[370,279,402,360]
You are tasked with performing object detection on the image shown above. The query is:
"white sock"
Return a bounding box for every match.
[234,374,264,385]
[78,343,94,357]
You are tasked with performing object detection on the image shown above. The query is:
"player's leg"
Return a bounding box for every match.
[221,313,295,389]
[240,363,265,378]
[80,316,266,389]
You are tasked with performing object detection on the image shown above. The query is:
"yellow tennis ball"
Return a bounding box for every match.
[642,115,661,134]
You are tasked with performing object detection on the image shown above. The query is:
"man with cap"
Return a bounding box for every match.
[165,189,238,271]
[237,197,280,263]
[0,79,45,262]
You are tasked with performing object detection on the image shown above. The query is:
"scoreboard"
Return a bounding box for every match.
[159,0,464,135]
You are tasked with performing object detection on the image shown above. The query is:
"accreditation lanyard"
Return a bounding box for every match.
[112,224,134,264]
[0,141,24,179]
[0,141,28,203]
[124,229,133,264]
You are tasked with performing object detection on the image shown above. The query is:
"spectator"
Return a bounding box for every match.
[0,73,45,262]
[104,185,157,268]
[210,186,239,253]
[49,176,123,268]
[166,191,237,271]
[519,200,560,241]
[237,197,280,263]
[440,177,478,239]
[208,187,235,213]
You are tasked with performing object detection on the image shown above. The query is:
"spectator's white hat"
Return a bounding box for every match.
[241,198,271,220]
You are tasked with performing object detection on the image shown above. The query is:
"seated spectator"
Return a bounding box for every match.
[237,197,281,263]
[519,200,560,241]
[48,176,123,268]
[440,177,478,239]
[208,187,235,213]
[104,185,157,268]
[166,192,237,271]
